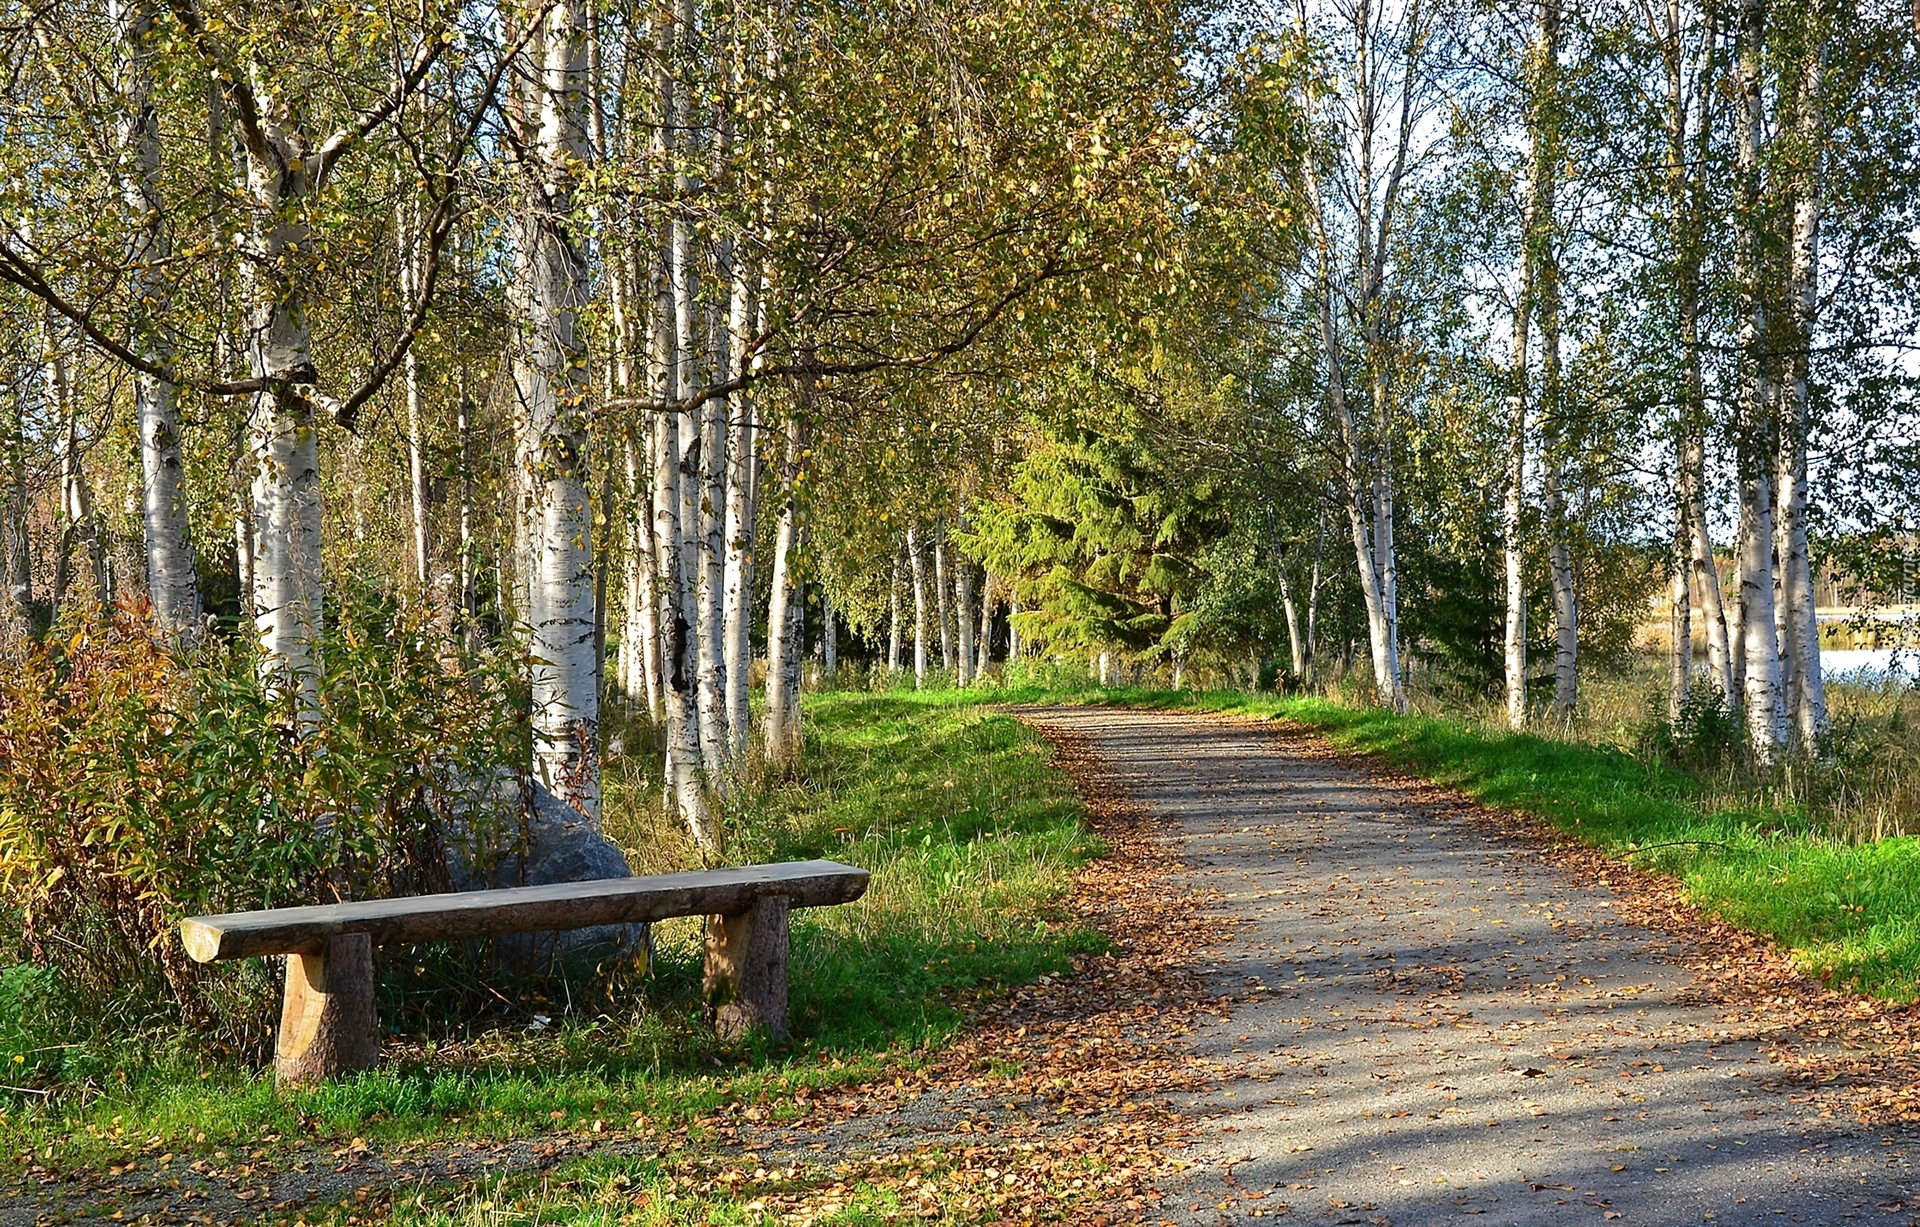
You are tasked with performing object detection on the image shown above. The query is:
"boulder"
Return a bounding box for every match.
[445,778,646,973]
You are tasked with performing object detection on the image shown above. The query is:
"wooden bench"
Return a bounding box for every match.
[179,859,870,1085]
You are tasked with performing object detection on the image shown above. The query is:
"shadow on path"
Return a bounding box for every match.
[1017,705,1920,1227]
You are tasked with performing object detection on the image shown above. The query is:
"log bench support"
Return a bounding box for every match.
[704,894,789,1041]
[179,859,867,1087]
[275,933,380,1085]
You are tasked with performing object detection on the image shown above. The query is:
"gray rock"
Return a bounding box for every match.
[444,778,647,974]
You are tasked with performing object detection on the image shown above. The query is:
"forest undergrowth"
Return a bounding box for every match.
[0,694,1100,1182]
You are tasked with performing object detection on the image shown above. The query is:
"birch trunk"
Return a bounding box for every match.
[0,390,28,639]
[1542,271,1577,717]
[822,588,837,680]
[1778,26,1827,750]
[954,564,974,686]
[1305,512,1324,685]
[887,543,903,675]
[1733,0,1787,759]
[720,264,759,765]
[1503,148,1535,730]
[908,524,928,688]
[239,135,330,719]
[49,321,108,611]
[517,0,600,818]
[762,416,809,765]
[649,11,716,849]
[400,190,431,592]
[1280,562,1306,682]
[933,532,955,672]
[119,0,200,637]
[1295,0,1422,715]
[457,384,477,641]
[690,281,730,768]
[1008,593,1022,663]
[976,574,992,678]
[625,429,662,719]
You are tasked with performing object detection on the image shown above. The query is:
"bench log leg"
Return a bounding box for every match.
[275,933,379,1086]
[703,895,789,1041]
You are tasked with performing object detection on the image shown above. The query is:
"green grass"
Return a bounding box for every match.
[983,680,1920,1004]
[0,694,1099,1173]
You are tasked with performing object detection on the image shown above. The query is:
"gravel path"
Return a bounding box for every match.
[1021,706,1920,1227]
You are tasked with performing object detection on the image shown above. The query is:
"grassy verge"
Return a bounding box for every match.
[986,681,1920,1004]
[0,694,1099,1175]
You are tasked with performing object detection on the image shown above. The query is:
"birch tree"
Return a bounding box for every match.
[1296,0,1442,712]
[514,0,602,817]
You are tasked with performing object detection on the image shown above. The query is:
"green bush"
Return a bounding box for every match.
[0,594,529,1065]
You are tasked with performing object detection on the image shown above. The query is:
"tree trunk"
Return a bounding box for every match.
[1733,0,1787,760]
[954,562,974,685]
[649,8,715,851]
[823,588,837,680]
[763,416,809,765]
[1504,113,1536,730]
[625,429,662,720]
[0,386,28,641]
[241,143,328,721]
[976,572,993,678]
[120,0,201,639]
[1314,223,1403,711]
[908,523,928,688]
[457,380,477,643]
[517,0,600,819]
[721,261,760,767]
[1542,285,1577,717]
[887,542,903,675]
[1527,0,1575,719]
[933,531,955,672]
[1778,24,1827,751]
[48,320,108,613]
[400,190,432,593]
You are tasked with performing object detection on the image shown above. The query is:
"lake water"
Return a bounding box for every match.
[1822,649,1919,684]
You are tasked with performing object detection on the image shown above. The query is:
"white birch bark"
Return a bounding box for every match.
[976,572,992,678]
[457,381,477,640]
[1779,25,1827,750]
[686,17,730,779]
[908,523,928,688]
[954,562,974,685]
[0,390,28,640]
[720,262,759,765]
[648,10,716,849]
[933,532,955,672]
[118,0,201,637]
[887,543,904,675]
[624,428,662,720]
[1296,0,1418,713]
[516,0,600,818]
[1504,129,1536,730]
[1733,0,1788,760]
[1541,267,1577,717]
[399,189,431,592]
[763,416,809,764]
[823,587,837,680]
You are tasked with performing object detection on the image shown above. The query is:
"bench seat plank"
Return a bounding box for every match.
[181,859,869,962]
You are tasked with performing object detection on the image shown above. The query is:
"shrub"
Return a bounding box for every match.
[0,594,529,1064]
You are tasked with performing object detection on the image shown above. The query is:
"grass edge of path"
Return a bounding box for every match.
[973,683,1920,1006]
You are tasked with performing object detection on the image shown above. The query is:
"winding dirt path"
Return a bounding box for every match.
[1019,706,1920,1227]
